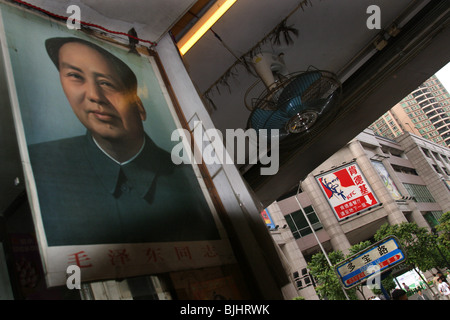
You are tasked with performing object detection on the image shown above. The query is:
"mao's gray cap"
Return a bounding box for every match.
[45,37,137,92]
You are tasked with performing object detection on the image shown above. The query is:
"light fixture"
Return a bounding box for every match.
[177,0,237,55]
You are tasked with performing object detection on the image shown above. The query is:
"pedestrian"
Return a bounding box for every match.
[402,282,410,291]
[392,289,408,300]
[438,278,450,300]
[432,273,440,286]
[437,272,448,284]
[416,290,430,300]
[432,273,441,293]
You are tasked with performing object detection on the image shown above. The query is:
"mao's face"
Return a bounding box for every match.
[58,42,146,143]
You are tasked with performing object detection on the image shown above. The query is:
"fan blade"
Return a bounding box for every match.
[249,109,287,130]
[249,109,292,141]
[277,71,322,115]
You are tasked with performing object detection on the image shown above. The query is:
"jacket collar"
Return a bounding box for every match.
[83,132,172,198]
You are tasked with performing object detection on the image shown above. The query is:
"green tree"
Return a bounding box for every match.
[434,211,450,269]
[307,220,447,301]
[436,211,450,248]
[308,250,358,300]
[308,241,384,300]
[374,222,439,271]
[377,272,396,297]
[374,222,443,296]
[347,241,372,255]
[347,241,372,300]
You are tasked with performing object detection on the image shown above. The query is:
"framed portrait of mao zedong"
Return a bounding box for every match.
[0,3,234,286]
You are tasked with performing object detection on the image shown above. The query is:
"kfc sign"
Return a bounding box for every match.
[316,163,379,221]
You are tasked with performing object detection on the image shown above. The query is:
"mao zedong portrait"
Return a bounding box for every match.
[28,37,219,246]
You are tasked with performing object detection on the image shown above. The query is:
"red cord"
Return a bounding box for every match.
[11,0,158,46]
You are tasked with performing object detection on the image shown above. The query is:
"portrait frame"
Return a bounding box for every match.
[0,2,235,287]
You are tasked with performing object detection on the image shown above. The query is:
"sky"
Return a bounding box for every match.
[435,61,450,92]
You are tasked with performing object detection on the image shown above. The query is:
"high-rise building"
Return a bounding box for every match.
[264,129,450,300]
[370,75,450,147]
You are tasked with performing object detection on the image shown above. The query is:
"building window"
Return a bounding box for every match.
[285,206,323,239]
[423,211,443,228]
[432,164,442,174]
[391,164,418,176]
[403,183,436,203]
[422,148,431,157]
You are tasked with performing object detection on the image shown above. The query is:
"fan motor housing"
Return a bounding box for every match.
[286,110,319,133]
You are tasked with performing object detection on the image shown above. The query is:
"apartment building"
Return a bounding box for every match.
[264,129,450,299]
[370,75,450,147]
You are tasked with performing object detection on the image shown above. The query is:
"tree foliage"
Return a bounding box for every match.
[374,222,445,271]
[436,211,450,248]
[348,240,372,256]
[308,250,358,300]
[308,243,380,300]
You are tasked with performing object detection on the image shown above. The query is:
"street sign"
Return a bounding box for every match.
[335,236,406,289]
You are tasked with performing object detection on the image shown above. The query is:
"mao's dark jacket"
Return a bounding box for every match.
[28,133,219,246]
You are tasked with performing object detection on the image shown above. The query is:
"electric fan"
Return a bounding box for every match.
[245,53,342,140]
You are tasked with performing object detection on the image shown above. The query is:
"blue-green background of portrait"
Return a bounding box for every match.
[1,4,177,153]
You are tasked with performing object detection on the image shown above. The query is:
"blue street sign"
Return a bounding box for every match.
[335,236,406,289]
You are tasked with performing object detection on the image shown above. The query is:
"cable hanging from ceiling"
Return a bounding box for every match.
[10,0,158,47]
[203,0,316,111]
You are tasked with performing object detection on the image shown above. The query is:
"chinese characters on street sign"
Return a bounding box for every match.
[316,162,379,221]
[335,237,406,289]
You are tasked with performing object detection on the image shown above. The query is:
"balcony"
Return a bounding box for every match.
[388,155,414,168]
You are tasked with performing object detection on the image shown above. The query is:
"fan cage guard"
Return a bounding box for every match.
[246,69,342,137]
[245,69,341,112]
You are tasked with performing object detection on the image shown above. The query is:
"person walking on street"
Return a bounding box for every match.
[438,278,450,300]
[416,290,430,300]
